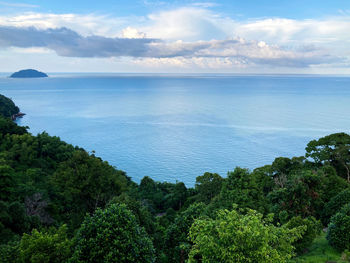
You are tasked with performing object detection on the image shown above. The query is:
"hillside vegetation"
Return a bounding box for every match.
[0,94,19,118]
[1,94,350,263]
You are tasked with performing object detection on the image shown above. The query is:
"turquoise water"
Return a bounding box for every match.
[1,74,349,185]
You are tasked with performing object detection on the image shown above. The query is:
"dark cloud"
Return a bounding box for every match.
[0,26,159,57]
[0,25,344,67]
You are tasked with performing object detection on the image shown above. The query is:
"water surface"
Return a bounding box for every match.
[1,74,349,185]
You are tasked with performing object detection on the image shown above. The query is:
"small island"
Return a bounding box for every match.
[10,69,48,78]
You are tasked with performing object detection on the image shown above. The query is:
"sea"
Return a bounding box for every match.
[1,74,349,186]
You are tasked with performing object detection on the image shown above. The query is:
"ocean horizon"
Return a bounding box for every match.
[1,73,349,185]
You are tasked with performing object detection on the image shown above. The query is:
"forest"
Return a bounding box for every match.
[1,94,350,263]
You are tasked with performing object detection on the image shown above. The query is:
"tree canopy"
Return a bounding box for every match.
[188,208,304,263]
[71,204,155,263]
[0,94,19,118]
[1,93,350,262]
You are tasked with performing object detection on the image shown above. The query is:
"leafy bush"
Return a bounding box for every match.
[0,116,27,135]
[322,188,350,225]
[195,172,223,204]
[268,170,324,223]
[17,225,72,263]
[285,216,321,254]
[306,133,350,182]
[327,203,350,251]
[163,202,205,263]
[188,207,304,263]
[0,241,20,263]
[209,167,266,214]
[71,204,155,263]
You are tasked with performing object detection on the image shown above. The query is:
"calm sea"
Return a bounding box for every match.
[1,74,349,185]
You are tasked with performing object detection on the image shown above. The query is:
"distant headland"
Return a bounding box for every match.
[10,69,48,78]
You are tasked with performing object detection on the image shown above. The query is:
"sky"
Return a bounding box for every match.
[0,0,349,73]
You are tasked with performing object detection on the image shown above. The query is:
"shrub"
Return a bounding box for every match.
[71,204,155,263]
[0,241,20,263]
[322,188,350,225]
[188,208,304,263]
[18,225,72,263]
[285,216,321,254]
[327,203,350,251]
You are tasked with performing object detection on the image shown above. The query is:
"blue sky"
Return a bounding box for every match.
[0,0,349,73]
[1,0,349,18]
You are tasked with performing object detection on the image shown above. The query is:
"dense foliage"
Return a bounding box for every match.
[306,133,350,182]
[188,208,304,263]
[18,225,72,263]
[71,204,155,263]
[321,188,350,225]
[1,94,350,262]
[327,203,350,251]
[285,216,321,254]
[0,94,19,118]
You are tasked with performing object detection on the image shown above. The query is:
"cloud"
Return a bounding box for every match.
[191,2,219,8]
[121,27,147,38]
[147,38,342,67]
[0,7,349,71]
[0,25,342,68]
[0,12,129,37]
[132,57,249,69]
[1,8,350,46]
[233,17,350,51]
[0,9,349,49]
[9,47,52,54]
[0,1,38,8]
[143,7,231,41]
[0,26,158,57]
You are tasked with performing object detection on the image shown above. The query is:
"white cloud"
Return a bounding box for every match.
[0,25,341,68]
[191,2,219,8]
[121,27,147,38]
[234,17,350,53]
[0,6,349,72]
[143,7,231,41]
[1,8,349,49]
[8,47,52,54]
[0,1,38,8]
[132,57,248,69]
[0,12,129,37]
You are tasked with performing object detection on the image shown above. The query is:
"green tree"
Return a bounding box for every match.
[188,208,304,263]
[109,193,156,236]
[0,164,16,201]
[71,204,155,263]
[0,94,19,118]
[317,165,349,205]
[164,203,205,263]
[50,150,128,227]
[164,182,188,210]
[269,157,306,188]
[322,188,350,225]
[0,201,33,244]
[0,116,27,135]
[327,203,350,251]
[306,133,350,182]
[209,167,266,214]
[285,216,321,254]
[18,225,72,263]
[139,176,163,212]
[195,172,223,204]
[0,241,20,263]
[268,170,324,222]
